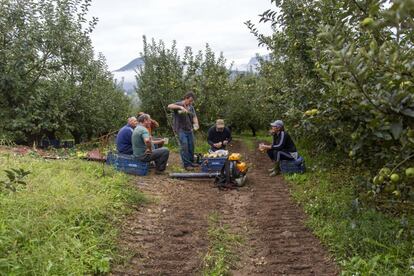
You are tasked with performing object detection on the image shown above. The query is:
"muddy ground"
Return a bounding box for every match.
[111,141,339,275]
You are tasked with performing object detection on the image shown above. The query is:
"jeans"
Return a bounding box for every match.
[178,130,195,167]
[138,148,170,171]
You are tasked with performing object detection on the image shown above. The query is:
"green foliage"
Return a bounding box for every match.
[0,153,146,274]
[247,0,414,202]
[136,37,233,132]
[225,72,274,135]
[202,212,242,276]
[285,140,414,275]
[136,37,185,131]
[0,0,131,144]
[0,168,30,192]
[0,137,16,147]
[194,132,211,153]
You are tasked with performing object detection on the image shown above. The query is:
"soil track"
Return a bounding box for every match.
[112,141,339,275]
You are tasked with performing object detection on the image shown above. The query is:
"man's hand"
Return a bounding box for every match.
[259,143,270,152]
[223,140,228,145]
[144,148,152,155]
[213,142,222,148]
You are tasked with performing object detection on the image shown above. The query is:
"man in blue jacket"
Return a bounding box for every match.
[116,117,138,155]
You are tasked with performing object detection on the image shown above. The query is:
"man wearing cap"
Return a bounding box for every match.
[207,119,232,152]
[259,120,298,176]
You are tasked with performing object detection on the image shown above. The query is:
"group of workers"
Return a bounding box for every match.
[116,91,298,176]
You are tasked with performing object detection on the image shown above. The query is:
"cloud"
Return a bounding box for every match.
[88,0,275,70]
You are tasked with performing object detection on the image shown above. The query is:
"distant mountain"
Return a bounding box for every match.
[114,57,144,72]
[233,54,271,72]
[112,58,144,95]
[112,54,272,92]
[113,70,137,93]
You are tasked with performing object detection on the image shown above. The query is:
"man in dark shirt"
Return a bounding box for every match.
[167,91,200,170]
[207,119,232,152]
[116,117,138,154]
[259,120,298,176]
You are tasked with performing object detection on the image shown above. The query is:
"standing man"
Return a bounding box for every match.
[168,91,199,171]
[132,114,169,174]
[207,119,232,152]
[116,117,138,155]
[259,120,298,176]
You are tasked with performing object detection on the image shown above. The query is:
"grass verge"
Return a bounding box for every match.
[164,131,210,154]
[0,152,147,275]
[202,212,242,276]
[285,140,414,275]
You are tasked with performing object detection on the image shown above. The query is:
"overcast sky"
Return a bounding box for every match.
[87,0,275,71]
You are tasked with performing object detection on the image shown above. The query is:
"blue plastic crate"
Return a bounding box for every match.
[280,156,306,174]
[61,139,75,148]
[106,152,149,176]
[40,139,60,148]
[201,157,227,172]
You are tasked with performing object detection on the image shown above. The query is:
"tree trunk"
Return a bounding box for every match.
[248,124,256,137]
[70,130,82,144]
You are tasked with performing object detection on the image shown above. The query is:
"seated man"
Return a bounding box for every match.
[138,112,163,149]
[116,117,138,154]
[132,114,169,173]
[137,111,159,135]
[259,120,298,176]
[207,119,232,152]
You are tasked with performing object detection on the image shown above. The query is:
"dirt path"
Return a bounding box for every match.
[112,141,339,275]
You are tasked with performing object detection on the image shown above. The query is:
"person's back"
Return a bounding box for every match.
[132,114,169,173]
[132,125,149,158]
[116,117,137,155]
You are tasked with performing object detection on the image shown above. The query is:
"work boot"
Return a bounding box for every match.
[269,162,280,176]
[267,162,278,172]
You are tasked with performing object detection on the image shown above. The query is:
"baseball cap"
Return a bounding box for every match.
[270,120,284,128]
[216,119,225,128]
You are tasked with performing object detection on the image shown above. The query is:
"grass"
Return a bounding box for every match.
[284,140,414,275]
[164,132,210,154]
[202,212,242,276]
[169,164,186,173]
[0,152,147,275]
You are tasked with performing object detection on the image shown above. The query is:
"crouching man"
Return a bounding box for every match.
[132,114,169,174]
[207,119,232,152]
[259,120,298,176]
